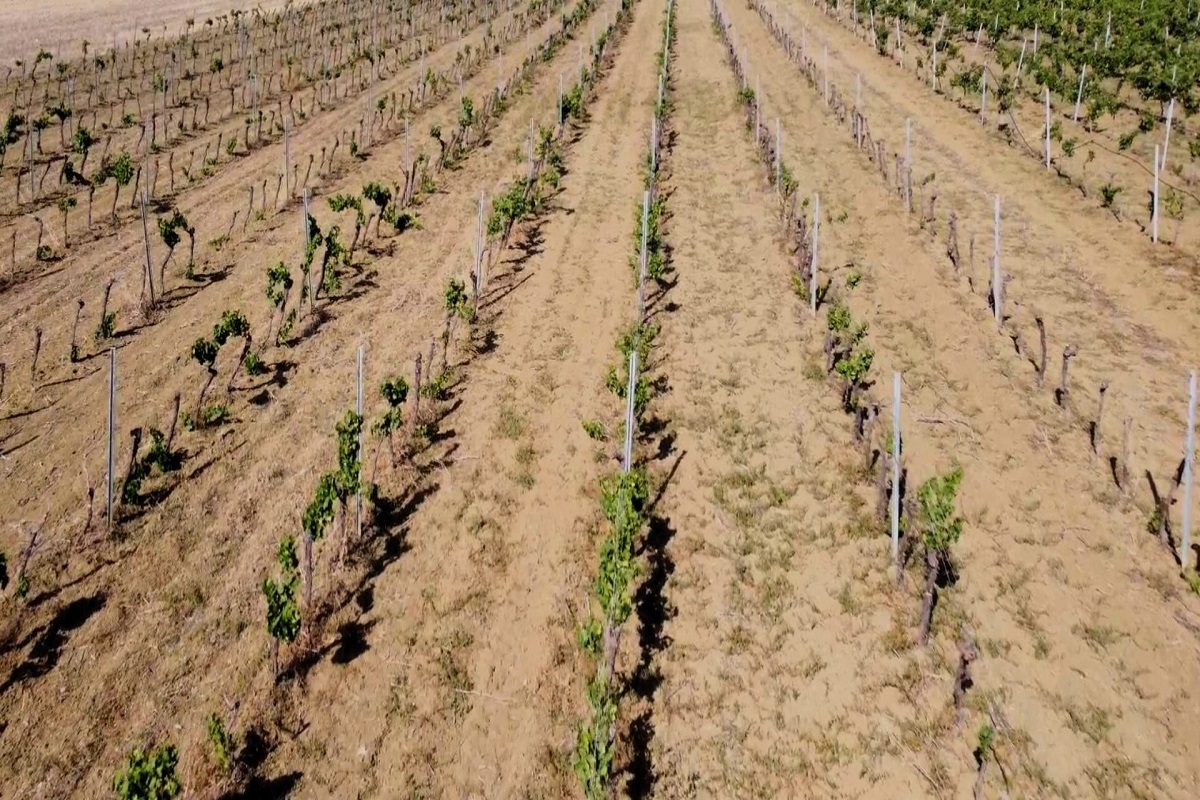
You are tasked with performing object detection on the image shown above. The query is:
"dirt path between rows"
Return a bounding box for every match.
[646,0,1200,797]
[266,0,667,794]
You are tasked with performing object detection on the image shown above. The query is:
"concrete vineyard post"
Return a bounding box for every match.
[107,347,116,530]
[356,343,364,540]
[475,189,485,302]
[775,118,781,196]
[1184,371,1198,572]
[1073,65,1086,123]
[980,68,987,123]
[1161,98,1175,172]
[810,193,819,314]
[638,190,649,320]
[1152,145,1160,244]
[303,189,313,308]
[905,117,912,209]
[1016,38,1026,87]
[755,78,761,141]
[891,371,900,574]
[993,195,1001,327]
[283,119,291,200]
[1033,22,1039,56]
[1105,10,1112,48]
[1044,87,1051,168]
[139,190,155,306]
[650,120,657,175]
[823,46,829,105]
[622,352,639,473]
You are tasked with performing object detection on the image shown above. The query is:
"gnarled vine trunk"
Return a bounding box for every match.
[917,547,940,647]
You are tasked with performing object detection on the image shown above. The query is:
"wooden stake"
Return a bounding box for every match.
[1036,316,1048,387]
[810,193,819,313]
[1092,381,1109,456]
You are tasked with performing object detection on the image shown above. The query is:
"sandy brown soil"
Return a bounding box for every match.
[0,0,287,63]
[2,0,1200,797]
[644,0,1200,796]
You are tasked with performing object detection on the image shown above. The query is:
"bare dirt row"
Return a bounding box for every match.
[641,0,1200,797]
[0,0,649,795]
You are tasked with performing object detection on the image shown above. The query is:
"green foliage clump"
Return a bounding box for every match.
[581,420,606,441]
[458,96,475,131]
[205,712,236,775]
[263,535,301,651]
[328,193,365,226]
[487,183,530,239]
[630,194,668,281]
[121,427,182,505]
[362,181,391,213]
[373,377,409,437]
[113,742,181,800]
[918,466,964,553]
[444,278,471,320]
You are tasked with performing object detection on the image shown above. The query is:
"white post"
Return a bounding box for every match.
[1161,97,1175,172]
[303,189,313,307]
[107,347,116,529]
[356,343,364,539]
[283,119,291,198]
[1016,38,1027,87]
[622,352,639,472]
[1184,371,1198,572]
[650,120,657,175]
[1105,10,1112,48]
[755,78,761,140]
[993,195,1002,326]
[891,371,901,571]
[140,191,155,305]
[823,45,829,103]
[404,117,410,177]
[1033,22,1039,55]
[638,190,649,319]
[980,68,987,123]
[1153,144,1160,243]
[905,117,912,207]
[475,189,486,295]
[931,42,937,90]
[1073,65,1086,122]
[810,193,820,313]
[1044,87,1051,168]
[775,118,782,193]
